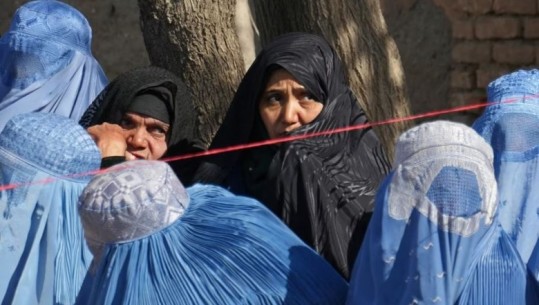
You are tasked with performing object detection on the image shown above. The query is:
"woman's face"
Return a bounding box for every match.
[258,69,323,139]
[120,112,169,160]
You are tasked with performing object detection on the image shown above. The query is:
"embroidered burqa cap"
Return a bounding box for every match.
[473,69,539,265]
[0,112,101,304]
[78,160,348,305]
[79,161,189,262]
[347,121,529,305]
[0,0,108,131]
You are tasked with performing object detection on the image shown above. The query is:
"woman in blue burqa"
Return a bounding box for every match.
[77,160,347,305]
[193,32,390,279]
[472,69,539,296]
[472,69,539,265]
[0,113,101,304]
[0,0,108,131]
[347,121,534,304]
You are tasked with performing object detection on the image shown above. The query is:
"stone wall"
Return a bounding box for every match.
[383,0,539,123]
[381,0,453,121]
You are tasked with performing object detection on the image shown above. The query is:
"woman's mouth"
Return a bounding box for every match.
[125,151,145,160]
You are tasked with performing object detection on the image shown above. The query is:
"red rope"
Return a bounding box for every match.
[161,99,497,162]
[0,96,530,192]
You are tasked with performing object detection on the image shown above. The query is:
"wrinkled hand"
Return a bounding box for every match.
[87,123,128,158]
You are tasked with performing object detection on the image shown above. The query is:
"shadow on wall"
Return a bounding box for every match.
[0,0,149,79]
[382,0,452,123]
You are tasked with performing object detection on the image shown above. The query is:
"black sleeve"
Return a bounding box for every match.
[100,156,126,169]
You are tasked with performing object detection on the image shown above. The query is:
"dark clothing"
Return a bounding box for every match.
[79,66,204,184]
[194,32,391,279]
[100,156,125,169]
[127,90,172,125]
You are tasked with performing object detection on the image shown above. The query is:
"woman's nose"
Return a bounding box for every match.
[126,128,148,148]
[281,99,299,124]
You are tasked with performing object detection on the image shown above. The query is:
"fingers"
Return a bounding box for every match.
[86,123,128,158]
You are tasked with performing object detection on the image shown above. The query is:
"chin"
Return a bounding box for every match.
[126,152,146,161]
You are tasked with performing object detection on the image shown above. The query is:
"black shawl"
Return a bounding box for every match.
[79,66,204,185]
[195,32,391,278]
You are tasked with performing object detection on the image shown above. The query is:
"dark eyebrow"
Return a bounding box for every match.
[124,113,170,129]
[148,119,170,130]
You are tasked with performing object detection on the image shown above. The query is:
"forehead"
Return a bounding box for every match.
[264,69,303,88]
[124,112,169,126]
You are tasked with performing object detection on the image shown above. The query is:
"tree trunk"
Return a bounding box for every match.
[138,0,245,147]
[252,0,413,158]
[137,0,411,157]
[235,0,260,71]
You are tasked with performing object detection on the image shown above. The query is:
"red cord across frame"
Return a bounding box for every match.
[0,95,532,192]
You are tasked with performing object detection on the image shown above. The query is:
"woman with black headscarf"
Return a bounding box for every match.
[79,66,204,184]
[194,32,391,279]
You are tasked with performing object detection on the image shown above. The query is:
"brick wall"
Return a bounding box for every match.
[382,0,539,124]
[435,0,538,121]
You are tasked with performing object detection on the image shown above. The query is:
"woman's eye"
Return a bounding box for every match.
[119,118,134,129]
[300,94,319,106]
[265,93,281,104]
[148,126,167,137]
[301,92,316,101]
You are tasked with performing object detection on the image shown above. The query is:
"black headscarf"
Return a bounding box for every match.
[195,32,391,278]
[79,66,204,185]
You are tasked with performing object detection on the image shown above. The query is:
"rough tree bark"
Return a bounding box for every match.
[138,0,245,147]
[235,0,259,71]
[138,0,411,158]
[252,0,413,158]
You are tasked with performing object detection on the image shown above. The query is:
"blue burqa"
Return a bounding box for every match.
[0,0,108,131]
[473,69,539,265]
[347,121,529,305]
[0,113,101,305]
[77,160,348,305]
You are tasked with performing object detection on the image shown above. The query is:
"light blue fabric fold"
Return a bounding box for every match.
[472,69,539,266]
[0,112,101,305]
[77,161,348,305]
[0,0,108,131]
[347,121,529,305]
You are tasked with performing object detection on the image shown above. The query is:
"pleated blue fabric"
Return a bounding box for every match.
[347,121,530,305]
[473,69,539,265]
[78,160,348,305]
[0,0,108,131]
[528,243,539,296]
[0,112,101,305]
